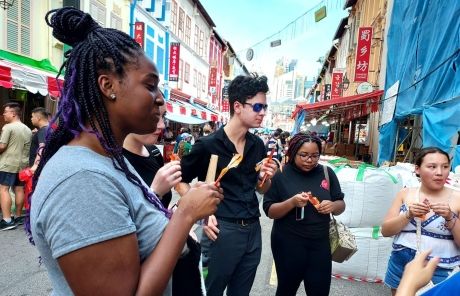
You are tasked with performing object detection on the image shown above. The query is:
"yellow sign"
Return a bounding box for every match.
[315,6,327,22]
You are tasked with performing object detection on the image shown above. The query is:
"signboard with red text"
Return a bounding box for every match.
[209,67,217,87]
[331,72,343,99]
[169,42,180,81]
[134,22,145,48]
[354,27,373,82]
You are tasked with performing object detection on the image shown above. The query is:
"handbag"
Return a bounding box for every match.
[322,165,358,263]
[329,215,358,262]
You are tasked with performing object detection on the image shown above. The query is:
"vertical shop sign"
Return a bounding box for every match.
[134,22,145,48]
[325,84,332,100]
[221,99,229,113]
[209,67,217,87]
[331,72,343,99]
[169,42,181,81]
[354,27,372,82]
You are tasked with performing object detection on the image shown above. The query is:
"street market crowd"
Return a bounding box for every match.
[0,7,459,296]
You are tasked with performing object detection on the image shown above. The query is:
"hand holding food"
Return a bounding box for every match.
[408,201,430,221]
[430,202,453,220]
[292,193,309,208]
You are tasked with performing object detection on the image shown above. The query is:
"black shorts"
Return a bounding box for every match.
[0,171,23,187]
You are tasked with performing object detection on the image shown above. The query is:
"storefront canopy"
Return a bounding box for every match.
[0,50,63,97]
[165,100,219,125]
[297,90,383,111]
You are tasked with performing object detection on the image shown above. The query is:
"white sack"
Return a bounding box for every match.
[332,227,393,282]
[335,166,403,228]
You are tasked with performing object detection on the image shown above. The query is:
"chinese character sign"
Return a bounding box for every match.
[134,22,145,48]
[221,99,229,113]
[209,67,217,87]
[331,72,343,99]
[325,84,332,100]
[354,27,372,82]
[169,42,180,81]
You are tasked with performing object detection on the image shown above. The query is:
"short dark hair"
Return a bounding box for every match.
[227,73,268,116]
[3,102,21,116]
[32,107,49,119]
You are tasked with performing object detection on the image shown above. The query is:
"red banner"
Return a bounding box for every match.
[221,99,229,113]
[331,72,343,99]
[166,102,173,113]
[201,111,207,120]
[354,27,372,82]
[169,42,180,81]
[179,106,186,115]
[134,22,145,48]
[209,67,217,87]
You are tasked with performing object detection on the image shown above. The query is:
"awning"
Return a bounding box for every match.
[165,113,207,125]
[297,90,384,111]
[165,100,219,124]
[0,59,63,97]
[168,88,220,122]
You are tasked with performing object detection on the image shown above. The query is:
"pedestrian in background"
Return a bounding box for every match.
[382,147,460,295]
[29,7,222,295]
[178,74,278,296]
[29,107,49,172]
[0,102,31,230]
[263,133,345,296]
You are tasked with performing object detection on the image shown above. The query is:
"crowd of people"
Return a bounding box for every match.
[1,7,456,296]
[0,104,50,230]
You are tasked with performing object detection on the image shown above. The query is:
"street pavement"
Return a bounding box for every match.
[0,191,389,295]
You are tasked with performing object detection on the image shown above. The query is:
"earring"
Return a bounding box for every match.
[110,93,116,100]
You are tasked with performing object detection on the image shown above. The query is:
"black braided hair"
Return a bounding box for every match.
[286,133,322,165]
[25,8,170,243]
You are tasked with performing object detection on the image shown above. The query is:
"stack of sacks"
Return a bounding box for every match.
[331,165,402,282]
[332,227,393,282]
[382,162,419,188]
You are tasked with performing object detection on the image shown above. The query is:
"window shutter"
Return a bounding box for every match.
[6,1,19,52]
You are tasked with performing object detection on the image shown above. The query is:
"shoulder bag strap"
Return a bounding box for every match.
[323,164,330,185]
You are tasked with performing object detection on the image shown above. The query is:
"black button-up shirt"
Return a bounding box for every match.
[181,127,266,219]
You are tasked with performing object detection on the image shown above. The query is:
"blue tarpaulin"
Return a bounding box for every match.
[378,0,460,168]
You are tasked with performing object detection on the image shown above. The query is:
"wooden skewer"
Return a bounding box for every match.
[259,148,275,187]
[203,154,219,226]
[205,155,218,184]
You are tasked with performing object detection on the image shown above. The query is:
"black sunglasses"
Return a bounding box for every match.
[243,102,268,112]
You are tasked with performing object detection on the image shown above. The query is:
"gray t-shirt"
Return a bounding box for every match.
[31,146,170,295]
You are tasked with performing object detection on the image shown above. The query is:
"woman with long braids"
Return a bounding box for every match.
[263,133,345,296]
[28,8,223,295]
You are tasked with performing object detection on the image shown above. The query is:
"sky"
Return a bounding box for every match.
[200,0,348,80]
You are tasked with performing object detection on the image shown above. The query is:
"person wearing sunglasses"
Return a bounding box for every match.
[177,74,278,296]
[263,133,345,296]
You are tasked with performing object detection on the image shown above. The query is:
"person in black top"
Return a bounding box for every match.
[178,74,278,296]
[263,133,345,296]
[29,107,49,171]
[123,104,180,208]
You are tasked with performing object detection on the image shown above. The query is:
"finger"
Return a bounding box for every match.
[414,249,432,263]
[425,257,440,272]
[204,227,217,241]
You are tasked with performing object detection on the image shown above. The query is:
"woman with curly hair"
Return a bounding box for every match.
[28,7,222,295]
